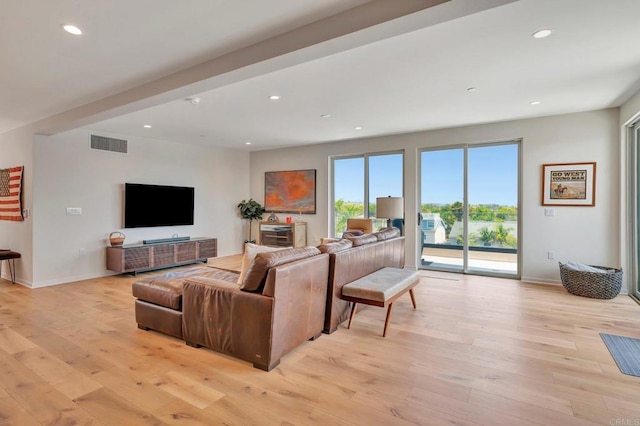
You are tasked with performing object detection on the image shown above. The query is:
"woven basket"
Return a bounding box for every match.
[109,231,126,247]
[558,262,622,299]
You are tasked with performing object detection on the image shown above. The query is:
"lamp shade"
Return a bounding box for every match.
[376,196,404,219]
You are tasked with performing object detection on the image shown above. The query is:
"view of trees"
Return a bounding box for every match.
[334,200,518,248]
[334,199,364,236]
[424,202,517,248]
[466,223,517,248]
[422,202,517,233]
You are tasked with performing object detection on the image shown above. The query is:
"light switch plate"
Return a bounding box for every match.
[66,207,82,215]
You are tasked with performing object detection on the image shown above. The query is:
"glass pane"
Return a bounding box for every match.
[636,126,640,297]
[420,149,464,271]
[369,153,403,231]
[334,157,364,237]
[467,144,518,275]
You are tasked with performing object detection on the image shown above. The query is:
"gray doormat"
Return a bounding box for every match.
[600,333,640,377]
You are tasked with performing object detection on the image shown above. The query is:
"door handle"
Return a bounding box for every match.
[417,212,422,225]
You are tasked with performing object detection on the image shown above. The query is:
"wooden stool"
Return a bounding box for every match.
[0,250,21,284]
[341,267,419,337]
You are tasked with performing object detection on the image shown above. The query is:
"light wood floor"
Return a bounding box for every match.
[0,269,639,425]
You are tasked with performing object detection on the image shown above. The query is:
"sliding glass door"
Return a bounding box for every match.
[419,141,520,277]
[631,121,640,301]
[420,148,464,271]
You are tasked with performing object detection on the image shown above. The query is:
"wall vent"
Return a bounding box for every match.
[90,135,127,153]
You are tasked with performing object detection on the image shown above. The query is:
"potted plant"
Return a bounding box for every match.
[237,198,265,243]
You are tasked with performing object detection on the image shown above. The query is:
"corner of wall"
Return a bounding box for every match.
[0,125,35,285]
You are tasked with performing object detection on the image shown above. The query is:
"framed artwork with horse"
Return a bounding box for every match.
[541,162,596,206]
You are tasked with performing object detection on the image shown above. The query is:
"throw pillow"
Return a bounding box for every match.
[342,230,364,238]
[373,227,401,241]
[237,243,285,284]
[240,246,321,293]
[318,239,353,254]
[345,233,378,247]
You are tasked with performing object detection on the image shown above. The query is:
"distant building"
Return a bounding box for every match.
[421,213,447,244]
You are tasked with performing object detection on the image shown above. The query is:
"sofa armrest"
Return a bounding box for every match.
[181,278,275,370]
[263,253,329,362]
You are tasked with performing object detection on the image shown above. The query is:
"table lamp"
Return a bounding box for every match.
[376,196,404,228]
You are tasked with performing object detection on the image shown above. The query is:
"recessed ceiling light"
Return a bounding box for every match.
[355,126,363,130]
[321,114,332,118]
[61,24,82,35]
[143,125,152,128]
[532,29,552,39]
[467,87,477,92]
[185,97,200,104]
[530,101,542,105]
[245,142,252,145]
[268,95,281,101]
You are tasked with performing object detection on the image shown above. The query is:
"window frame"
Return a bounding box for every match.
[330,150,404,237]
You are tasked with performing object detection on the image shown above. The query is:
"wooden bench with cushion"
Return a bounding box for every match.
[341,267,419,337]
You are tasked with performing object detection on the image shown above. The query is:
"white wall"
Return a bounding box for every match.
[32,129,249,287]
[0,126,34,284]
[250,108,620,284]
[621,89,640,125]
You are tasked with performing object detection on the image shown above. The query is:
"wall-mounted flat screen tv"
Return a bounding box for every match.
[124,183,194,228]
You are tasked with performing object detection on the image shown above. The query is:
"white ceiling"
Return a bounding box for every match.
[2,0,640,151]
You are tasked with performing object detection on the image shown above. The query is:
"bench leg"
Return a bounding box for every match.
[347,302,358,329]
[409,288,417,309]
[383,303,394,337]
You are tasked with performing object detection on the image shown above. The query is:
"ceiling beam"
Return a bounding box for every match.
[34,0,518,136]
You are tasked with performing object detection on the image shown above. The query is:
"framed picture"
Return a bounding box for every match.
[265,169,316,214]
[541,162,596,206]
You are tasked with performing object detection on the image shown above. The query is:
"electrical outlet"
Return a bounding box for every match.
[79,248,85,256]
[547,250,555,260]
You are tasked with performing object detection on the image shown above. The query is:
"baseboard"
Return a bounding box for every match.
[31,271,120,288]
[1,272,33,288]
[520,276,562,286]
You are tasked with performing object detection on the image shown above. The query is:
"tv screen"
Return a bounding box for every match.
[124,183,194,228]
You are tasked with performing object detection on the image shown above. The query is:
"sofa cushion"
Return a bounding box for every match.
[132,266,240,310]
[237,243,285,284]
[132,266,212,310]
[318,239,353,254]
[240,246,321,293]
[345,233,378,247]
[373,227,401,241]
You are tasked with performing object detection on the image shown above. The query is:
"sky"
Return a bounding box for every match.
[335,144,518,206]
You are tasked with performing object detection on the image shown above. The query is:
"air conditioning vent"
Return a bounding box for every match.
[90,134,127,153]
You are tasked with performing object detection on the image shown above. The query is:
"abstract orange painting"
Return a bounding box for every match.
[265,169,316,214]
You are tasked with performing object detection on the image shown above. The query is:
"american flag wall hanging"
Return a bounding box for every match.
[0,166,23,221]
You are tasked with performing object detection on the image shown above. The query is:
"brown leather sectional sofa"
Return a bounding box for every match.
[132,228,405,370]
[133,246,329,371]
[318,228,405,334]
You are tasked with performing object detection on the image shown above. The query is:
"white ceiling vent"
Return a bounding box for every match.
[90,134,127,153]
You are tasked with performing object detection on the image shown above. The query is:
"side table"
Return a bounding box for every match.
[0,250,21,284]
